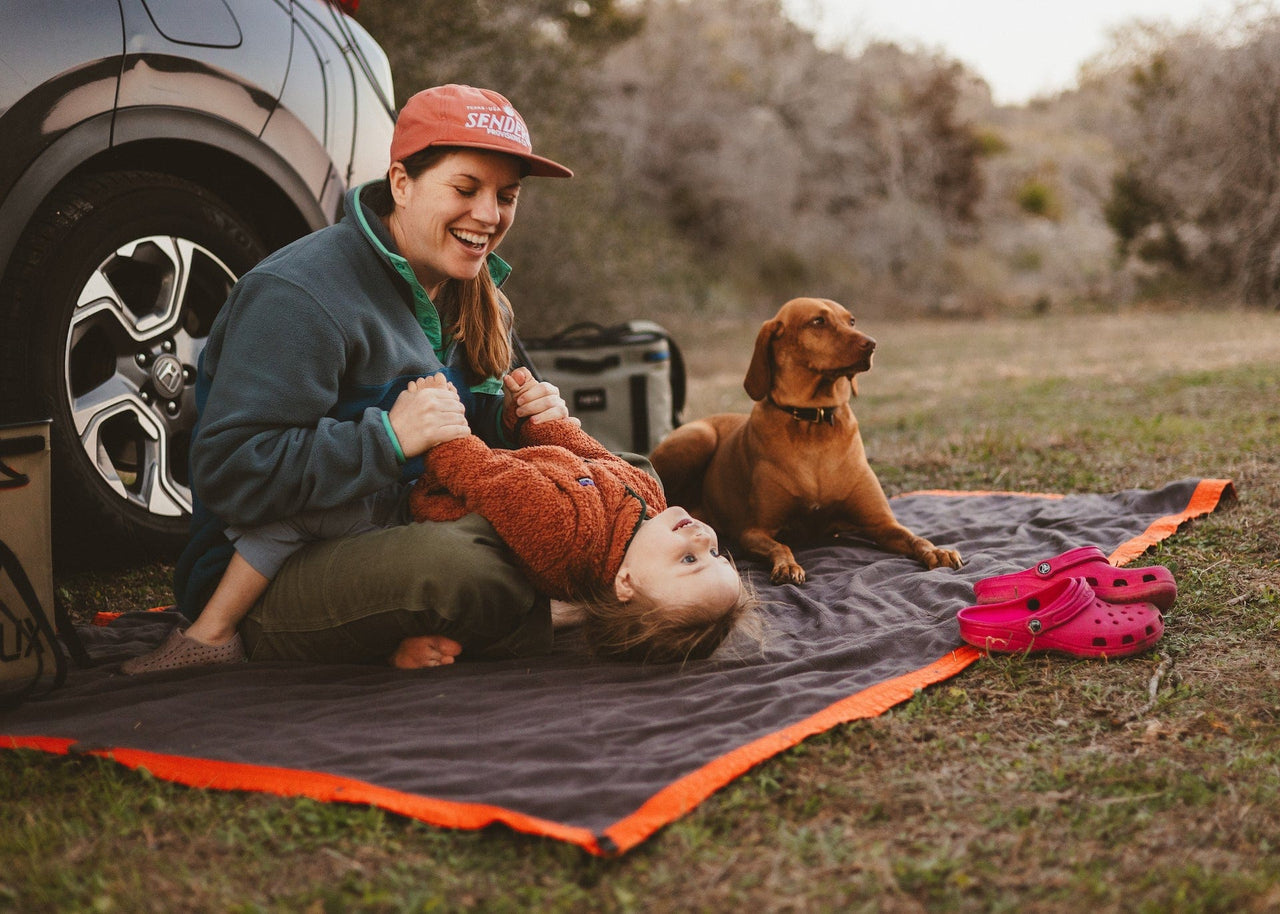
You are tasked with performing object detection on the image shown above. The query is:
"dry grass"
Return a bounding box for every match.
[669,306,1280,419]
[5,305,1280,913]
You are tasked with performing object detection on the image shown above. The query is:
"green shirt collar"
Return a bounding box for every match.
[351,181,511,351]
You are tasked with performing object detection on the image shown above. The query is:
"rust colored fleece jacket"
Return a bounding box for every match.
[409,420,666,599]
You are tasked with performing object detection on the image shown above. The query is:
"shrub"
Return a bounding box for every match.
[1015,179,1061,219]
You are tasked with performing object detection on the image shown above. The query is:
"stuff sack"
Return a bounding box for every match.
[0,538,65,709]
[521,321,686,455]
[0,423,66,708]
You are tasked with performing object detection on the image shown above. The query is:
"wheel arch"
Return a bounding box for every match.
[0,106,337,289]
[0,168,273,559]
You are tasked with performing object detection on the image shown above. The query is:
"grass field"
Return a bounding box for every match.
[4,306,1279,913]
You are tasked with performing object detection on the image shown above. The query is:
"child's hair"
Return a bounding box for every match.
[567,570,761,665]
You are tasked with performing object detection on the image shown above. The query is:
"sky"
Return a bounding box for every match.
[782,0,1246,105]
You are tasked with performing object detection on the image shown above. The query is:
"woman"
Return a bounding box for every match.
[159,85,575,671]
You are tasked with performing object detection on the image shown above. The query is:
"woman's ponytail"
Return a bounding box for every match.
[447,269,512,383]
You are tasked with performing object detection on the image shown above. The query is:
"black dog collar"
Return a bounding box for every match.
[766,397,838,425]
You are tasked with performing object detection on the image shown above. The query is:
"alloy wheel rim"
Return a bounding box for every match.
[64,235,237,519]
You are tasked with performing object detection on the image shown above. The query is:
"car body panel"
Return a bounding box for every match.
[118,0,291,139]
[287,0,394,187]
[0,0,395,555]
[138,0,243,48]
[0,2,123,206]
[0,0,394,279]
[0,2,122,106]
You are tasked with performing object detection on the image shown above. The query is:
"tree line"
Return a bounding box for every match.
[354,0,1280,328]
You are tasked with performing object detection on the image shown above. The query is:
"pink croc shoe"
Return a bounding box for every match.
[958,577,1165,658]
[973,545,1177,611]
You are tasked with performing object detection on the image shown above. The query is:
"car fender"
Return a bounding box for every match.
[112,104,334,230]
[0,104,337,281]
[0,112,114,283]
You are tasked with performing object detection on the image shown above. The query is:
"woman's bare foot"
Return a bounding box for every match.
[391,634,463,669]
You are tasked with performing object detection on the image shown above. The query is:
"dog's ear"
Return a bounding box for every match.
[744,319,780,401]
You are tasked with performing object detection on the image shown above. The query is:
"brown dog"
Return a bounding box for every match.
[650,297,962,584]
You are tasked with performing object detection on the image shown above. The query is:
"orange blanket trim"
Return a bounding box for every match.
[2,650,983,857]
[900,481,1237,566]
[1,734,600,851]
[595,478,1236,853]
[599,646,982,855]
[92,605,172,626]
[7,480,1236,855]
[1109,479,1236,565]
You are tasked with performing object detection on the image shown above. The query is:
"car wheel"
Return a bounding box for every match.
[0,171,267,561]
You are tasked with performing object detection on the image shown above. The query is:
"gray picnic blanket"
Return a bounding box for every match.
[0,479,1233,854]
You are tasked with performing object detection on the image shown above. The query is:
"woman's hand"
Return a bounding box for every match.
[501,366,578,438]
[388,375,470,457]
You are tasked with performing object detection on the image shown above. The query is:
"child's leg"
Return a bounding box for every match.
[184,551,270,646]
[208,493,390,646]
[119,550,266,674]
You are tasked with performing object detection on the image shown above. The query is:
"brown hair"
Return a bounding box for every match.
[368,146,516,383]
[434,266,512,384]
[566,570,761,665]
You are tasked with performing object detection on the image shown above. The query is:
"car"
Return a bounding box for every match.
[0,0,396,559]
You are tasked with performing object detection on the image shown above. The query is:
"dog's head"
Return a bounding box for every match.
[743,298,877,402]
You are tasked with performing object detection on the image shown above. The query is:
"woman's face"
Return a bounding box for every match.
[386,149,523,300]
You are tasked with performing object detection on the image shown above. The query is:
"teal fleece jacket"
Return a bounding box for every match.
[174,183,513,618]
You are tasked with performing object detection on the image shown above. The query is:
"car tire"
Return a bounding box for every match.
[0,171,267,562]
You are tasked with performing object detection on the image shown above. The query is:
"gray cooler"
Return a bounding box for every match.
[522,321,685,456]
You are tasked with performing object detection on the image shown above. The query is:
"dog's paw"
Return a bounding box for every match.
[771,561,806,585]
[922,547,963,570]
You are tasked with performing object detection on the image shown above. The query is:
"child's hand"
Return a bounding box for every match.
[501,366,579,437]
[388,374,469,457]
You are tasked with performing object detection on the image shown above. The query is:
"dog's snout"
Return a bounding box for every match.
[850,331,875,356]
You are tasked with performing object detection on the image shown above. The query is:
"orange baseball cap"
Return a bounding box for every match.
[389,84,573,178]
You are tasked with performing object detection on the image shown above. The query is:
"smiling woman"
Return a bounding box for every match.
[387,151,523,286]
[366,148,525,386]
[125,85,587,675]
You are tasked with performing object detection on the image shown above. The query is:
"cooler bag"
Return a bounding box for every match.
[0,421,66,707]
[521,321,686,455]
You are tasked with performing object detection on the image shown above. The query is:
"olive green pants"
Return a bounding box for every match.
[239,513,551,664]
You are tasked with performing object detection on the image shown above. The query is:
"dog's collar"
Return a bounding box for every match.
[767,397,838,425]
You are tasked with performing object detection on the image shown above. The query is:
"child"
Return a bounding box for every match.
[401,373,755,666]
[123,370,753,674]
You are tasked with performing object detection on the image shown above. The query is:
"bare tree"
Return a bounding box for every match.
[592,0,987,309]
[1102,12,1280,307]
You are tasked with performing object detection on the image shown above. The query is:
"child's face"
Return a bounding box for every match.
[615,506,741,619]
